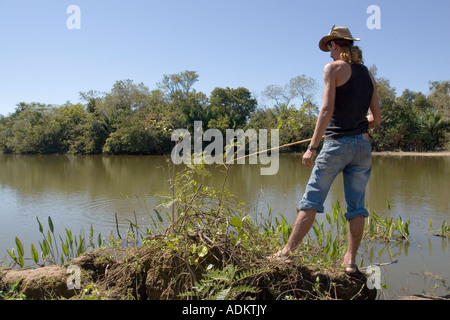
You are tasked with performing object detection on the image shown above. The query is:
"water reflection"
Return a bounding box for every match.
[0,155,170,198]
[363,239,410,262]
[1,154,448,222]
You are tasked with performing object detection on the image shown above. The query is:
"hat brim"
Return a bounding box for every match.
[319,35,360,52]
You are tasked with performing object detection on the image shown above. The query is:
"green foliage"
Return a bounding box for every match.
[441,219,450,238]
[296,201,411,269]
[179,264,264,300]
[428,80,450,118]
[0,278,27,300]
[419,110,450,150]
[371,78,449,151]
[207,87,257,132]
[7,237,25,268]
[428,217,450,238]
[102,109,171,154]
[248,103,317,152]
[7,216,105,268]
[255,74,318,152]
[1,69,447,154]
[365,211,410,242]
[303,202,349,266]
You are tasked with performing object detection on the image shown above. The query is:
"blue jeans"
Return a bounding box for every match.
[299,134,372,221]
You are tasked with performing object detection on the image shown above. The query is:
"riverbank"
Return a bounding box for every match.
[372,151,450,157]
[0,244,376,300]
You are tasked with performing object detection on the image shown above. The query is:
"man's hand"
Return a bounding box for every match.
[302,149,317,168]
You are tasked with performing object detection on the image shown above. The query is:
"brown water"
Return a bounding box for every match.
[0,153,449,299]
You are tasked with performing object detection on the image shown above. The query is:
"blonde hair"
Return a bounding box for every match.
[329,39,364,64]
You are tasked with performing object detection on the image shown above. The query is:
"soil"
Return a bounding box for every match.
[0,246,378,300]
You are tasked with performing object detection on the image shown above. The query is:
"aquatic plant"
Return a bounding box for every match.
[428,217,450,238]
[365,211,410,242]
[7,217,104,267]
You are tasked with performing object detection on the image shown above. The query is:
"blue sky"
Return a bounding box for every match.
[0,0,449,116]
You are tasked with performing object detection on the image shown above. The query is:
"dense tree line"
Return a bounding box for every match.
[0,69,448,155]
[369,66,449,151]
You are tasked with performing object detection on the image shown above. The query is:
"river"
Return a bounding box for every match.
[0,153,449,299]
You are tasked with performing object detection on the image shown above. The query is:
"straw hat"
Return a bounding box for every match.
[319,25,360,52]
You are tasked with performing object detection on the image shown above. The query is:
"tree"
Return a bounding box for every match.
[102,107,172,154]
[179,91,210,131]
[4,103,53,153]
[156,70,211,131]
[157,70,199,102]
[428,80,450,118]
[207,87,257,132]
[262,84,294,108]
[0,71,447,155]
[50,103,87,153]
[419,110,449,150]
[371,83,448,151]
[288,75,318,107]
[370,74,401,150]
[262,74,318,112]
[258,74,318,151]
[79,90,104,113]
[104,79,151,112]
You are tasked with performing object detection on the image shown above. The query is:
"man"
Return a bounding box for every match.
[274,26,381,275]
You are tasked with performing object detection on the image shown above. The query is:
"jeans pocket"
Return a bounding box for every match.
[316,140,347,170]
[359,140,372,158]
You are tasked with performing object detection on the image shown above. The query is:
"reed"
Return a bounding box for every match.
[7,216,104,267]
[5,199,412,270]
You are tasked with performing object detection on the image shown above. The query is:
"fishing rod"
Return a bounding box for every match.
[232,136,319,162]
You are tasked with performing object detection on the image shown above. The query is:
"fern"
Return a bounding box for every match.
[179,264,267,300]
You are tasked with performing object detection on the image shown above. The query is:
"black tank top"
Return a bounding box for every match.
[325,63,374,139]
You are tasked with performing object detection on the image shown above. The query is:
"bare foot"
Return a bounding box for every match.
[268,251,294,264]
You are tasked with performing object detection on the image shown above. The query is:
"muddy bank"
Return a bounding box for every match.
[1,246,377,300]
[372,151,450,157]
[399,294,450,300]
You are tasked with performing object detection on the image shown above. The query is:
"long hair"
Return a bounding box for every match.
[329,39,364,64]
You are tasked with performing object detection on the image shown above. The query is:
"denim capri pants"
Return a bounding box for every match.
[299,134,372,221]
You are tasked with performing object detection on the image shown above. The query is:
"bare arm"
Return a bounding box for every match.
[367,72,381,128]
[302,63,336,168]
